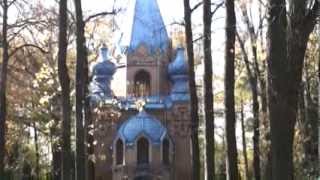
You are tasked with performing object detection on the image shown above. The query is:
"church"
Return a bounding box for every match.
[89,0,193,179]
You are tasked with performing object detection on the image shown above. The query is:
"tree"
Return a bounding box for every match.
[224,0,239,178]
[236,31,260,180]
[74,5,117,180]
[0,0,10,177]
[318,26,320,177]
[7,4,63,178]
[237,4,262,179]
[0,0,118,178]
[57,0,72,179]
[240,98,250,180]
[74,0,87,179]
[266,0,319,179]
[183,0,201,179]
[0,0,23,176]
[203,0,215,179]
[234,52,252,180]
[32,121,40,180]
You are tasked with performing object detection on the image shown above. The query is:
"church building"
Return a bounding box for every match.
[89,0,193,179]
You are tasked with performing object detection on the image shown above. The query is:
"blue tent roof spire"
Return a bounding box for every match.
[128,0,169,54]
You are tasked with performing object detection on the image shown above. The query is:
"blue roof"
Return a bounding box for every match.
[128,0,169,54]
[117,111,167,144]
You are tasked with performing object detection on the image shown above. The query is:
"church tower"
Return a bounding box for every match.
[126,0,171,97]
[89,1,193,180]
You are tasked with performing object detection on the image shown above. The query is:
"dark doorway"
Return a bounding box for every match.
[137,137,149,165]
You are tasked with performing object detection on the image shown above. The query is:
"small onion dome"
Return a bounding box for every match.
[117,110,167,145]
[91,46,116,77]
[167,47,189,102]
[168,47,188,76]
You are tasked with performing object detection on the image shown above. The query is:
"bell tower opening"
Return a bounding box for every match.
[134,70,151,97]
[137,137,149,165]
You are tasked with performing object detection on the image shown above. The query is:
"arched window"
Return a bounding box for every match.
[134,70,151,97]
[162,138,170,165]
[137,137,149,165]
[116,139,124,165]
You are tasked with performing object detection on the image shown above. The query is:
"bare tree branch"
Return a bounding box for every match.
[210,2,224,18]
[236,31,254,79]
[9,44,49,57]
[8,19,48,29]
[84,9,120,23]
[170,21,185,26]
[191,2,203,12]
[8,0,17,7]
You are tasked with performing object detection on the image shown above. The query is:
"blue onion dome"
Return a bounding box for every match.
[168,47,190,102]
[117,110,167,145]
[168,47,188,76]
[91,46,116,77]
[89,46,117,102]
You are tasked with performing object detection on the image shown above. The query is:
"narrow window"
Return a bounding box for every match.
[137,137,149,164]
[134,70,151,97]
[162,138,170,165]
[116,139,124,165]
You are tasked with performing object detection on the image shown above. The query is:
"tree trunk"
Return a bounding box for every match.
[0,0,9,177]
[51,132,61,180]
[256,6,270,179]
[183,1,201,179]
[318,27,320,177]
[267,0,318,179]
[224,0,238,178]
[257,6,270,178]
[240,99,250,180]
[239,6,261,180]
[236,31,260,180]
[84,41,94,180]
[203,0,215,179]
[267,1,292,179]
[50,116,61,180]
[33,122,40,180]
[250,64,260,180]
[261,78,271,180]
[74,0,87,179]
[85,99,94,179]
[57,0,72,179]
[83,46,94,179]
[286,7,317,180]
